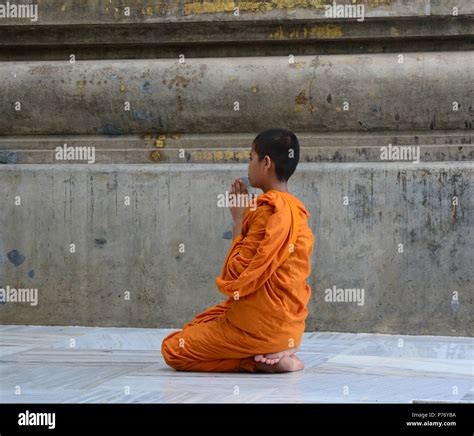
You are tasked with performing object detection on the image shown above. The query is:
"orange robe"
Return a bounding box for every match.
[161,190,315,372]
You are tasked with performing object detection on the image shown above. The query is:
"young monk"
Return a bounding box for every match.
[161,128,315,373]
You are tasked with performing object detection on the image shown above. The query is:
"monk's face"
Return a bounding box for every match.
[248,142,268,189]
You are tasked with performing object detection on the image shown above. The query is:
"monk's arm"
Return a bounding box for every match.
[232,204,272,256]
[232,220,243,240]
[216,205,275,297]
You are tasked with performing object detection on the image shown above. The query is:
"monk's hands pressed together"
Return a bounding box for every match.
[229,178,253,239]
[229,178,250,221]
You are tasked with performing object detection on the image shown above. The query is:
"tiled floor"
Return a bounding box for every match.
[1,325,472,403]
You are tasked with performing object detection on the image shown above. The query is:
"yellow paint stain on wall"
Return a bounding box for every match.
[193,151,212,161]
[228,75,238,81]
[120,84,127,92]
[192,150,249,162]
[289,62,306,68]
[364,0,392,6]
[390,27,400,36]
[271,24,343,39]
[234,151,249,161]
[150,151,161,161]
[272,25,285,39]
[175,75,190,87]
[140,3,171,16]
[184,0,328,15]
[185,1,234,14]
[294,90,318,112]
[315,24,344,39]
[295,90,309,105]
[155,140,165,148]
[293,105,306,112]
[451,203,457,219]
[288,28,299,38]
[270,0,326,9]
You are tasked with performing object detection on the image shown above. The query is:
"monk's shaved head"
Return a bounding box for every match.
[253,128,300,182]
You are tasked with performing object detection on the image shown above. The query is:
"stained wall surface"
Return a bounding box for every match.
[0,0,472,335]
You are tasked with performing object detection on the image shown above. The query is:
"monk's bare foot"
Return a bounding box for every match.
[254,346,298,365]
[255,354,304,373]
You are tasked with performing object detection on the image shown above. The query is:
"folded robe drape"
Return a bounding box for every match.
[161,190,315,372]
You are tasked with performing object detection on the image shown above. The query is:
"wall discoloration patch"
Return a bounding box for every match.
[150,151,162,161]
[192,150,249,162]
[271,24,343,39]
[7,249,26,266]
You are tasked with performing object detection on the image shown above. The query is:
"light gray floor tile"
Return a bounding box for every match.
[1,325,472,404]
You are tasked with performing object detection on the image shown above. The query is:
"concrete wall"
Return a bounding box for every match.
[0,0,472,335]
[0,163,472,336]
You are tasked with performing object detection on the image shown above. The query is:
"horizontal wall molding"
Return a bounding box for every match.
[0,0,473,26]
[1,53,472,135]
[0,131,472,163]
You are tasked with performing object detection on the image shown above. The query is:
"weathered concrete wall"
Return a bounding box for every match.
[0,0,472,335]
[0,163,472,336]
[1,53,473,135]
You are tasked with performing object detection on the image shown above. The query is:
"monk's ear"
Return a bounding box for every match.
[264,155,272,168]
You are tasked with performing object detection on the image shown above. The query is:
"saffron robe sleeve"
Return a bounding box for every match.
[161,190,315,372]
